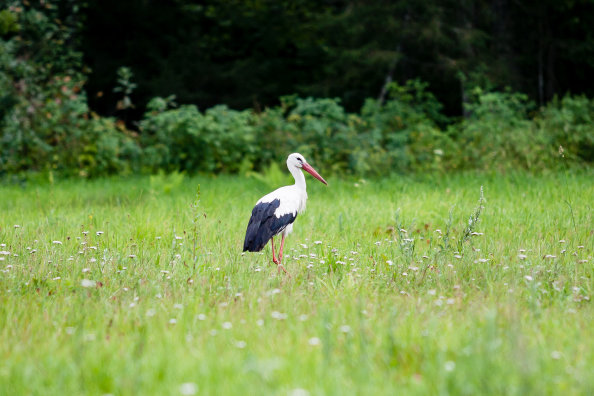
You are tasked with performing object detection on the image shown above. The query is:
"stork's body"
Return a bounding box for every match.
[243,153,327,274]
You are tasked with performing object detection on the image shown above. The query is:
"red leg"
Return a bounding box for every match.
[276,234,290,276]
[279,234,286,263]
[270,237,279,265]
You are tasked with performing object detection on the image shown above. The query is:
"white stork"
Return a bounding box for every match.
[243,153,327,274]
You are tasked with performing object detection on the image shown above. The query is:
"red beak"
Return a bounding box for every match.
[302,163,328,185]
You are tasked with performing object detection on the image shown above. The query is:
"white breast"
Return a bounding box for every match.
[258,185,307,218]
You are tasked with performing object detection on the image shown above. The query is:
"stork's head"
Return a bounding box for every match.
[287,153,328,185]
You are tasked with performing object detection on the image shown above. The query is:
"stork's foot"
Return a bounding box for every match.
[273,257,280,265]
[277,264,291,277]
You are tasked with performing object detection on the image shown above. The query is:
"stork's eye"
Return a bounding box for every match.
[297,157,303,163]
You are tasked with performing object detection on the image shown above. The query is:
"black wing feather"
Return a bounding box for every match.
[243,199,297,252]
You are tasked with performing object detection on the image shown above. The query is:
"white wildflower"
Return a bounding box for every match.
[179,382,198,395]
[288,389,310,396]
[339,325,351,333]
[81,279,95,288]
[271,311,287,320]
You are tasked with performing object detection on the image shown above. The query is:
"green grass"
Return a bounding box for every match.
[0,171,592,395]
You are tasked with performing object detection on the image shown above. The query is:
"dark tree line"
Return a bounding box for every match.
[5,0,594,119]
[2,0,592,176]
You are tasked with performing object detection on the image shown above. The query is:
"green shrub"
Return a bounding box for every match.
[0,3,141,178]
[251,104,294,170]
[361,80,454,174]
[450,89,553,171]
[140,99,256,173]
[0,73,140,177]
[285,97,364,174]
[536,95,594,164]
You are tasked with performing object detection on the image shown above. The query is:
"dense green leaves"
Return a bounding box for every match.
[137,87,591,177]
[0,3,139,178]
[0,1,593,178]
[140,103,256,173]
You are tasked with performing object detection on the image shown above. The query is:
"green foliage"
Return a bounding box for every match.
[0,2,592,181]
[285,97,363,174]
[451,89,552,171]
[113,66,136,111]
[536,95,594,164]
[361,80,454,174]
[0,72,140,177]
[0,2,141,178]
[0,9,19,34]
[140,101,256,173]
[138,82,463,177]
[446,89,594,171]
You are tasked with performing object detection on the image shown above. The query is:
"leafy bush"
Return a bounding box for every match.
[141,88,454,177]
[0,2,141,178]
[0,74,141,177]
[140,100,256,173]
[360,80,454,174]
[450,89,553,171]
[284,97,364,174]
[536,95,594,164]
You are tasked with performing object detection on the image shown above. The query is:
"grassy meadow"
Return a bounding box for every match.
[0,170,593,395]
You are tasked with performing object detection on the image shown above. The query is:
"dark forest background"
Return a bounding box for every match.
[82,0,594,117]
[1,0,593,178]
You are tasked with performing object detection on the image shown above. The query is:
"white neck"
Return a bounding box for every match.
[289,164,306,191]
